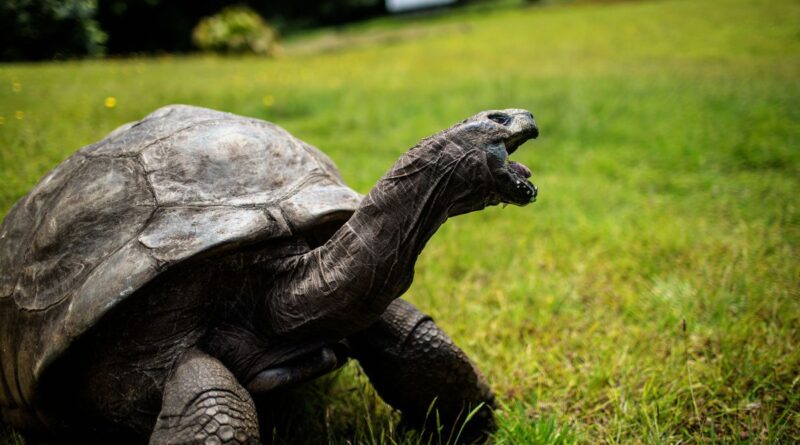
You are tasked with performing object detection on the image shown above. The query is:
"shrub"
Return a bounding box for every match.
[0,0,107,61]
[192,6,278,56]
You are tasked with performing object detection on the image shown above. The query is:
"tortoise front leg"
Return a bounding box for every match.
[348,299,496,444]
[149,349,260,445]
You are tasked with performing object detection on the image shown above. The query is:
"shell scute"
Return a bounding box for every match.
[138,206,283,263]
[140,119,322,206]
[16,156,155,311]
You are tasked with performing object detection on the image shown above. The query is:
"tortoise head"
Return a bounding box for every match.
[441,108,539,209]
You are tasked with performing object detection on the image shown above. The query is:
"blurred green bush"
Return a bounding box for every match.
[0,0,107,61]
[2,0,386,60]
[192,6,278,56]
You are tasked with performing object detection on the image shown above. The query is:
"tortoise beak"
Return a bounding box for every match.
[504,110,538,154]
[498,109,539,205]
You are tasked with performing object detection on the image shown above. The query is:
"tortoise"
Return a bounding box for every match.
[0,105,539,444]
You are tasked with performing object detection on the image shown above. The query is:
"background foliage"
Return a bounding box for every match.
[0,0,106,60]
[2,0,390,60]
[1,0,798,443]
[192,6,279,56]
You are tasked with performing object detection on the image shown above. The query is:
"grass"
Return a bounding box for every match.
[1,0,799,442]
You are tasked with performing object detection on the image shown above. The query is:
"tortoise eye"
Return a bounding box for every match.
[487,113,512,126]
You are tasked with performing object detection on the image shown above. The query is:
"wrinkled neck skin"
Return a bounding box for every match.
[345,139,494,297]
[266,137,495,340]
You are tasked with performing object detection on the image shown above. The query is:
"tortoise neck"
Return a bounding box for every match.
[265,141,490,339]
[345,145,463,295]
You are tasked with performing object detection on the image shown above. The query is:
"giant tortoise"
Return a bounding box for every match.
[0,105,539,443]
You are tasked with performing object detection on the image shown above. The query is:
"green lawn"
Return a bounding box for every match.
[1,0,799,443]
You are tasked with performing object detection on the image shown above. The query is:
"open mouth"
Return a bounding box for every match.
[500,132,538,205]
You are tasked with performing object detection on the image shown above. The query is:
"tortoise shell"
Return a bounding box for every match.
[0,105,361,419]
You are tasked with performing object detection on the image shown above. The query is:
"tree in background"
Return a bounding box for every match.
[96,0,230,55]
[1,0,431,60]
[0,0,106,61]
[96,0,385,56]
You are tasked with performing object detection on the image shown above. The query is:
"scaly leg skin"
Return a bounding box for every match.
[348,299,496,444]
[149,349,260,445]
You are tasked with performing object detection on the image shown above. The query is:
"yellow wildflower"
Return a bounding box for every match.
[262,95,275,107]
[12,81,22,93]
[104,97,117,108]
[14,111,24,120]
